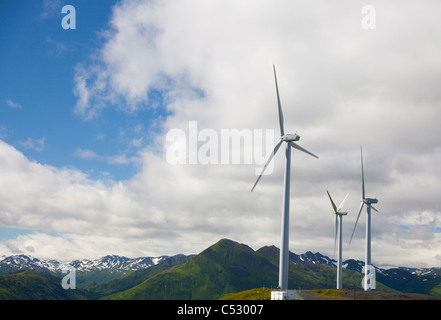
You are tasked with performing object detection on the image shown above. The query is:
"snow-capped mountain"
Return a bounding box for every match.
[0,254,62,273]
[0,254,169,275]
[398,266,441,277]
[294,251,338,267]
[69,254,169,272]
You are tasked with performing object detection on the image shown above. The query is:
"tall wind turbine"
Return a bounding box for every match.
[252,65,318,292]
[327,191,348,290]
[349,147,379,291]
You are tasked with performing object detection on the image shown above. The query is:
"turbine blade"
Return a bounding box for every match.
[291,141,319,159]
[334,215,338,256]
[371,205,379,213]
[251,139,283,192]
[337,193,349,212]
[273,64,284,137]
[361,146,365,199]
[327,191,337,213]
[349,201,365,245]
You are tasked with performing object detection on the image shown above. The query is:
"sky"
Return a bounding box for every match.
[0,0,441,268]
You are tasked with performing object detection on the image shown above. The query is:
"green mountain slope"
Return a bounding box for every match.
[102,239,278,300]
[0,270,89,300]
[255,244,390,291]
[100,238,393,300]
[88,254,192,297]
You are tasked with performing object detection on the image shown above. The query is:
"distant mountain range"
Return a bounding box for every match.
[0,239,440,299]
[0,253,174,289]
[0,253,169,274]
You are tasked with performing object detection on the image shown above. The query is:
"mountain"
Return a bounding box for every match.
[100,239,386,300]
[69,254,169,272]
[102,238,279,300]
[1,239,441,299]
[375,267,441,297]
[100,239,441,300]
[0,253,171,288]
[0,270,89,300]
[256,245,372,292]
[0,254,61,274]
[0,254,168,274]
[0,253,188,300]
[88,254,193,297]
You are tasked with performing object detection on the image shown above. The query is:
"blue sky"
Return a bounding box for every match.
[0,0,440,267]
[0,0,167,181]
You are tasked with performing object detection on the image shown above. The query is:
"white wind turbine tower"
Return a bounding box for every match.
[349,147,379,291]
[327,191,349,290]
[252,65,318,299]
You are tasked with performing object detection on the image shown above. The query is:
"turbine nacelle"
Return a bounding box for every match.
[336,211,348,216]
[363,198,378,204]
[282,133,300,142]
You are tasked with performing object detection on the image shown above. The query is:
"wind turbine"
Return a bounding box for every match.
[252,65,318,293]
[327,191,349,290]
[349,147,379,291]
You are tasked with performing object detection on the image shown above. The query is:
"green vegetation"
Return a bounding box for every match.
[311,289,347,298]
[0,239,439,300]
[0,270,89,300]
[88,254,192,297]
[101,239,278,300]
[429,282,441,297]
[219,287,271,300]
[98,239,395,300]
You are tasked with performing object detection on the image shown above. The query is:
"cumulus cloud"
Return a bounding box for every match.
[2,0,441,267]
[0,139,275,259]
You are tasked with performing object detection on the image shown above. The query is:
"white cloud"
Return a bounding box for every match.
[20,137,45,152]
[106,153,139,165]
[45,37,70,56]
[73,147,141,166]
[6,99,22,109]
[3,0,441,267]
[73,64,111,121]
[40,0,62,20]
[74,148,99,160]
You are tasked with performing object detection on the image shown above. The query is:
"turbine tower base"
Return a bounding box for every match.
[271,290,295,300]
